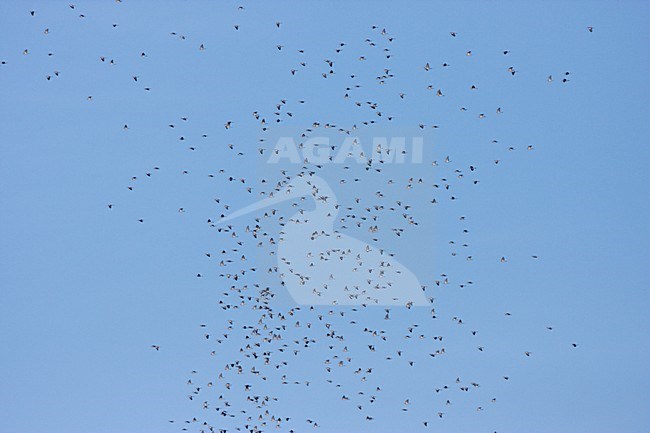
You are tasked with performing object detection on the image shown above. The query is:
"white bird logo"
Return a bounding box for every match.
[220,174,429,306]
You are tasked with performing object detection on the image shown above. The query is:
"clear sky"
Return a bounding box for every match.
[1,1,649,433]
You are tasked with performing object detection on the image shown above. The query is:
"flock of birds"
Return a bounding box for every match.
[6,4,593,432]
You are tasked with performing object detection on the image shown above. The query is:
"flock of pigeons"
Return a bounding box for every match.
[7,4,592,432]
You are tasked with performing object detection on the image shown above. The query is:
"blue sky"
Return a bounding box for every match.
[1,1,649,433]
